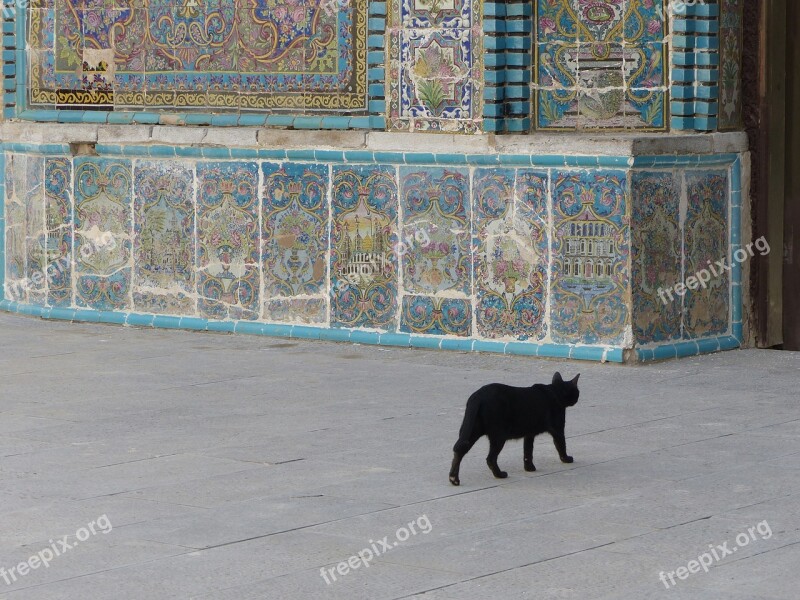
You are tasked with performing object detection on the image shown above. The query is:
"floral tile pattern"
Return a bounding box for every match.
[631,171,681,343]
[551,170,629,344]
[73,158,132,310]
[473,168,549,341]
[719,0,744,130]
[29,0,368,111]
[399,166,470,336]
[4,155,33,302]
[401,296,471,336]
[196,162,260,321]
[534,0,668,130]
[262,162,329,324]
[330,165,399,330]
[388,0,482,133]
[24,156,46,305]
[133,161,195,316]
[684,171,729,338]
[44,158,73,307]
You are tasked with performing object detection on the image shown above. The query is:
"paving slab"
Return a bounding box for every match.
[0,312,799,599]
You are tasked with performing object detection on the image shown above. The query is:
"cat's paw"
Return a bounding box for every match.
[560,455,574,463]
[449,475,460,486]
[493,470,508,479]
[524,462,536,472]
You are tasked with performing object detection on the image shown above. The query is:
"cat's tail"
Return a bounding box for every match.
[453,396,481,453]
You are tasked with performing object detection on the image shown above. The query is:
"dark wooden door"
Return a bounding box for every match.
[782,0,800,349]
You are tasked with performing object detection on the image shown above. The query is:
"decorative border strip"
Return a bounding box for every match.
[0,299,625,362]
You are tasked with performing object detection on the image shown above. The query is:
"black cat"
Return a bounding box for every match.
[449,372,580,486]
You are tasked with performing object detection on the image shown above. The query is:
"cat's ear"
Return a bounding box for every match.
[570,373,580,387]
[552,371,563,384]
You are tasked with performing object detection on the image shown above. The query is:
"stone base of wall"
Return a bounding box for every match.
[0,125,749,362]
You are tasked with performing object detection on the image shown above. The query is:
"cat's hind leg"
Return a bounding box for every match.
[523,435,536,472]
[449,431,482,486]
[486,436,508,479]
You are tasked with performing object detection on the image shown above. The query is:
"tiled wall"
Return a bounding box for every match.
[1,144,742,361]
[3,2,745,134]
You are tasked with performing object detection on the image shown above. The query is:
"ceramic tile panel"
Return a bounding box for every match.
[388,0,482,133]
[262,162,329,325]
[399,166,470,336]
[196,162,260,321]
[133,161,196,316]
[684,170,729,338]
[534,0,668,131]
[330,165,399,330]
[73,158,133,310]
[28,0,368,112]
[44,158,73,307]
[5,155,30,302]
[473,168,549,341]
[551,170,629,344]
[631,170,681,343]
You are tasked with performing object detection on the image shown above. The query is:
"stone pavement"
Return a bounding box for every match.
[0,312,799,599]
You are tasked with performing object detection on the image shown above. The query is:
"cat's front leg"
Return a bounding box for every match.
[551,430,573,463]
[486,437,508,479]
[523,435,536,471]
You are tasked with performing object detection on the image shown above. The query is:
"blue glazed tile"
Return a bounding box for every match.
[569,346,606,361]
[262,323,294,338]
[48,307,77,321]
[179,317,207,331]
[533,344,571,359]
[409,335,442,350]
[320,328,352,342]
[379,332,412,347]
[503,341,539,356]
[675,341,700,358]
[472,340,506,354]
[290,326,322,340]
[650,344,678,361]
[206,320,236,333]
[125,313,154,327]
[73,308,101,322]
[153,315,183,329]
[438,337,472,352]
[233,321,266,335]
[97,311,127,324]
[350,330,381,345]
[696,337,721,353]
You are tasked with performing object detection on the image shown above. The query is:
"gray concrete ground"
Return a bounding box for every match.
[0,313,799,599]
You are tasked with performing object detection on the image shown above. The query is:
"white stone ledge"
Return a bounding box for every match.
[0,121,749,156]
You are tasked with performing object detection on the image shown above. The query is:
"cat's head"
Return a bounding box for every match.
[552,371,580,407]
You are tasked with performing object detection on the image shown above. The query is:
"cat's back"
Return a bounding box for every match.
[469,382,524,401]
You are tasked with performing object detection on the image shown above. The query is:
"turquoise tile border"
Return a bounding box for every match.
[0,300,626,362]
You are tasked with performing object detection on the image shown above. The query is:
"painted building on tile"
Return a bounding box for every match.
[0,0,763,362]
